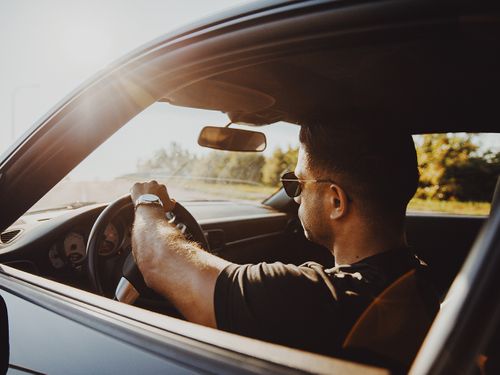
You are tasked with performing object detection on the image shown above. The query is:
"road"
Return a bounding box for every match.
[30,178,270,211]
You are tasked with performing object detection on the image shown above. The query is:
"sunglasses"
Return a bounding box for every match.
[280,171,337,198]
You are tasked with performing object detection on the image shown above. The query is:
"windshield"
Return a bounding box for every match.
[29,101,499,216]
[29,102,300,212]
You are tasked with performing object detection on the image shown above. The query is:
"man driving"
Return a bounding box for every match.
[130,120,439,360]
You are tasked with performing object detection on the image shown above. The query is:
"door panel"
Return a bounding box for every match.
[1,291,197,375]
[406,213,486,298]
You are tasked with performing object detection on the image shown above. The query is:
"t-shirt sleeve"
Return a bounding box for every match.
[214,262,355,350]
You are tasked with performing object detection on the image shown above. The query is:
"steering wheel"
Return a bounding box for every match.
[87,194,209,304]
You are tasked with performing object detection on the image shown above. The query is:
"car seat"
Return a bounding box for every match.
[342,269,439,373]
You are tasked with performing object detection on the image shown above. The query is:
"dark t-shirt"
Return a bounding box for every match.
[214,247,438,356]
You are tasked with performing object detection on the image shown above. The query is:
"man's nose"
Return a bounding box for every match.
[294,195,301,205]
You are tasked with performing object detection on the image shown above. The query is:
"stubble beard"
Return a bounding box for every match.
[300,213,331,250]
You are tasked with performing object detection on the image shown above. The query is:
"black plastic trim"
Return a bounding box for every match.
[8,364,45,375]
[0,271,309,375]
[225,231,284,248]
[410,197,500,374]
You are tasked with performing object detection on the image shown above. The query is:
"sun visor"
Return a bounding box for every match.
[162,79,275,114]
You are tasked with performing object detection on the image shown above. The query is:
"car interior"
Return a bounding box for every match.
[1,4,499,372]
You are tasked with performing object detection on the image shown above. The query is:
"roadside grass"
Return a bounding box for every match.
[194,181,277,196]
[182,181,277,201]
[154,179,278,201]
[408,198,490,216]
[193,182,492,216]
[189,182,492,216]
[118,175,491,215]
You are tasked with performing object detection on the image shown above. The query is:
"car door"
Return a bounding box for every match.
[0,263,387,374]
[410,180,500,374]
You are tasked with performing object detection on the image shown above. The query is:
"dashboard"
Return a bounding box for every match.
[47,219,129,271]
[0,199,485,304]
[0,200,295,293]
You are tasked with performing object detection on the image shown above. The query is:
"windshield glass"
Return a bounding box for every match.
[29,102,300,212]
[29,101,499,216]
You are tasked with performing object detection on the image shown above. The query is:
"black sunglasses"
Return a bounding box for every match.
[280,171,337,198]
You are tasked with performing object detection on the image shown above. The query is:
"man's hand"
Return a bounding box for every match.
[130,180,230,328]
[130,180,176,290]
[130,180,176,212]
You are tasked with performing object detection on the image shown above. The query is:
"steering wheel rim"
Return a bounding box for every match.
[87,193,209,297]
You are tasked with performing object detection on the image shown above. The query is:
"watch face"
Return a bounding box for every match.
[141,194,160,203]
[135,194,163,208]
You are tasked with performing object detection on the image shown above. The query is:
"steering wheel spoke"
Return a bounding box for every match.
[86,194,208,306]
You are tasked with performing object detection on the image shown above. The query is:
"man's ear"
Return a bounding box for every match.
[329,184,349,220]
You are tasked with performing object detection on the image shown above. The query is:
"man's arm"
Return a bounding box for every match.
[131,181,231,328]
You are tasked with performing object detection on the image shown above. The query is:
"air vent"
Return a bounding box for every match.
[0,229,22,244]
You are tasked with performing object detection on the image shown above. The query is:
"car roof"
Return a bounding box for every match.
[160,0,500,134]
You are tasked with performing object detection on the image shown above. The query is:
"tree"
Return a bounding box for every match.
[262,146,299,186]
[416,134,499,202]
[219,153,265,183]
[445,151,500,202]
[190,151,265,184]
[136,142,197,175]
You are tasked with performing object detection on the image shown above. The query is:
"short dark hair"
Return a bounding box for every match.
[299,119,419,220]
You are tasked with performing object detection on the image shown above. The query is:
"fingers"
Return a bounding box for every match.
[130,180,176,212]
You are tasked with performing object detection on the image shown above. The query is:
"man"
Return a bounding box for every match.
[130,121,439,358]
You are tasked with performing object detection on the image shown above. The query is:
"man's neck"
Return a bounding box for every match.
[331,220,406,265]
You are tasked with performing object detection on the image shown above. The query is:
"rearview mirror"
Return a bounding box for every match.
[198,126,266,152]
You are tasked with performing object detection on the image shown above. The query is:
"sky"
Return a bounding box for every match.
[0,0,255,152]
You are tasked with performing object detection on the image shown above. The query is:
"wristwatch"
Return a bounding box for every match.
[134,194,164,210]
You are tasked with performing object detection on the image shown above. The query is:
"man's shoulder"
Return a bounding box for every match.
[345,247,427,280]
[298,248,432,296]
[218,248,431,302]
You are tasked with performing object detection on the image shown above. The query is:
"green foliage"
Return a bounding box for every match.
[445,151,500,202]
[220,152,265,183]
[416,134,499,202]
[137,135,498,204]
[136,142,197,175]
[138,144,265,184]
[261,146,299,186]
[192,151,265,184]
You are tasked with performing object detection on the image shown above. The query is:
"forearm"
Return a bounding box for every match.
[132,206,230,327]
